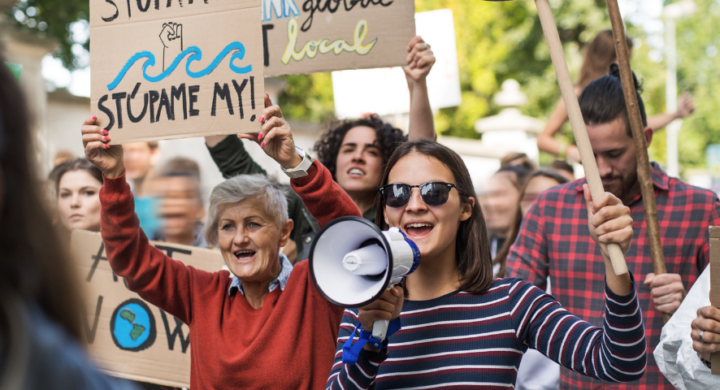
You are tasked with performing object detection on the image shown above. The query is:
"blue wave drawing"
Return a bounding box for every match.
[107,42,252,91]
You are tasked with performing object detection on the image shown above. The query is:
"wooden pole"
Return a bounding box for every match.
[605,0,670,322]
[534,0,628,275]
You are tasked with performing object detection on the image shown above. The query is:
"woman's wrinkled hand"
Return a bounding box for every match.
[238,94,301,170]
[81,116,124,178]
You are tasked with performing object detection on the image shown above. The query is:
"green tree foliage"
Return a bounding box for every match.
[8,0,89,70]
[9,0,718,173]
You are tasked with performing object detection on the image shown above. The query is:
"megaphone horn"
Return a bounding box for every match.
[309,216,420,342]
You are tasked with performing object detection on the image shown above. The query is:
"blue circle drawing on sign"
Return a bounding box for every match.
[110,298,156,352]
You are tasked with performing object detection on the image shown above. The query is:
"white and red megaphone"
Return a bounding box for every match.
[309,216,420,342]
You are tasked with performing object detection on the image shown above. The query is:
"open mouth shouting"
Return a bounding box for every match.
[347,167,366,178]
[233,249,257,263]
[404,221,434,239]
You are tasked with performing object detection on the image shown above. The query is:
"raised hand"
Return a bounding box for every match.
[583,184,633,257]
[676,91,695,119]
[81,116,124,178]
[403,36,436,84]
[237,94,301,170]
[692,304,720,361]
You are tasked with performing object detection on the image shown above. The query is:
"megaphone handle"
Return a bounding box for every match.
[372,319,390,341]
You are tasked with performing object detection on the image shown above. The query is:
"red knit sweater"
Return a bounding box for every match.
[99,161,361,390]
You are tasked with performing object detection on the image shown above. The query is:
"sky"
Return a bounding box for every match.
[40,0,668,98]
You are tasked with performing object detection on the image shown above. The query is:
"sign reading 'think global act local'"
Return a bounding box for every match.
[90,0,265,144]
[261,0,416,76]
[71,229,225,388]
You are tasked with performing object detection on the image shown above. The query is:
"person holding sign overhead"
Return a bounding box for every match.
[205,35,437,223]
[81,95,363,389]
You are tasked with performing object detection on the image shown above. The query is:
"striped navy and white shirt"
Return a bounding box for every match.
[326,277,646,389]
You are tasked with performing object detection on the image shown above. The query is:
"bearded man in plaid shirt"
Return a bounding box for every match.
[507,64,720,389]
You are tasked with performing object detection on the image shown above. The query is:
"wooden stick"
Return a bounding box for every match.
[605,0,670,322]
[534,0,628,275]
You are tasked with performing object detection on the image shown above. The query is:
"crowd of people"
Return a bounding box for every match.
[0,29,718,390]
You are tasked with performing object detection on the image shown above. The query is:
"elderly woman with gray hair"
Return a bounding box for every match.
[80,95,361,390]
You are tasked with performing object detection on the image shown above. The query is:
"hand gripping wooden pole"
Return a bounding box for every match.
[605,0,670,321]
[534,0,628,275]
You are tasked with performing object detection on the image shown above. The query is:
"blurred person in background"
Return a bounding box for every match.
[0,56,136,390]
[123,141,161,235]
[48,158,103,241]
[480,165,529,259]
[500,152,536,171]
[492,169,569,390]
[53,149,75,167]
[549,159,575,181]
[150,157,207,248]
[537,29,694,163]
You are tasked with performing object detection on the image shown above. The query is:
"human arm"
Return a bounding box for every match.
[81,116,195,324]
[536,95,581,163]
[404,36,436,141]
[205,135,267,179]
[239,95,361,228]
[647,92,695,131]
[510,278,646,382]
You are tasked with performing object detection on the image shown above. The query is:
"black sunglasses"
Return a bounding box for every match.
[379,182,457,208]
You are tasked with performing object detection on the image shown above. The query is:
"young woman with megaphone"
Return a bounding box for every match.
[324,140,648,389]
[81,95,363,390]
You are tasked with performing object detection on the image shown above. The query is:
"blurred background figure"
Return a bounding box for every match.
[492,168,569,390]
[494,169,570,278]
[123,141,161,236]
[48,158,103,241]
[150,157,207,248]
[536,29,694,164]
[52,149,75,167]
[500,152,536,171]
[480,164,530,259]
[0,56,136,390]
[123,141,160,196]
[548,160,575,182]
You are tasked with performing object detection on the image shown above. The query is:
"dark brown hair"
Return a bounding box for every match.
[0,56,84,341]
[374,139,494,294]
[314,114,406,181]
[578,30,633,88]
[579,63,646,138]
[49,158,103,194]
[500,152,536,171]
[493,169,569,277]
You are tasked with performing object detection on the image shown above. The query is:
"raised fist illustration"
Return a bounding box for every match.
[159,22,183,72]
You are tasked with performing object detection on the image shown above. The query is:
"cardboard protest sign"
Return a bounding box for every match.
[261,0,415,76]
[71,229,224,387]
[332,9,461,118]
[710,226,720,373]
[90,0,265,144]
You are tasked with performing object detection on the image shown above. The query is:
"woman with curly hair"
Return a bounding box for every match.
[205,36,436,230]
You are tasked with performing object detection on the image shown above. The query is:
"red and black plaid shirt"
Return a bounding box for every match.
[507,162,720,389]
